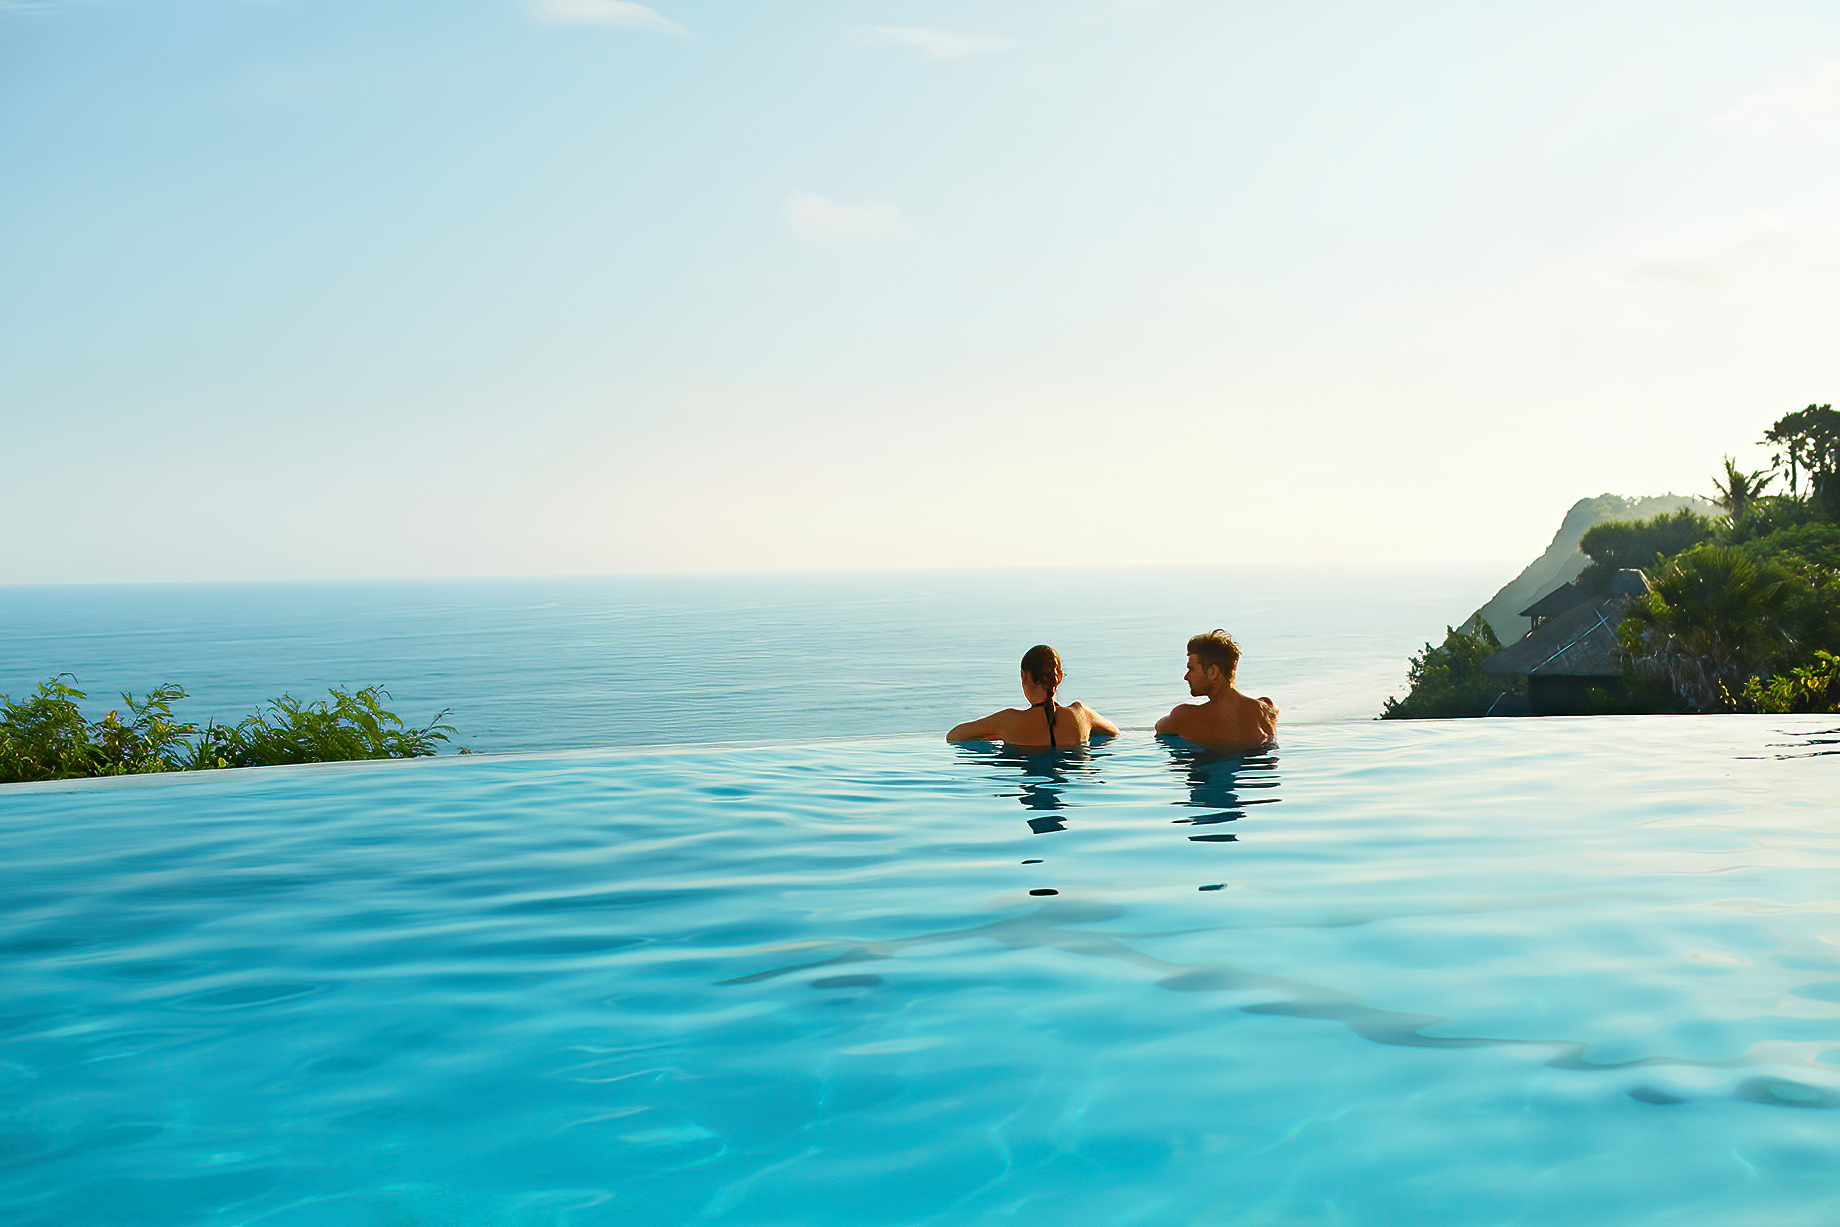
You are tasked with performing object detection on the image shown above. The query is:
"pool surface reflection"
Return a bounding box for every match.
[3,716,1839,1225]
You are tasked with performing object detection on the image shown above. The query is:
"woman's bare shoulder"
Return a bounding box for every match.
[987,707,1033,733]
[948,706,1028,742]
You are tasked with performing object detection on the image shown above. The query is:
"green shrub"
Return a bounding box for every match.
[0,678,456,785]
[0,677,197,783]
[1742,651,1840,713]
[186,686,455,769]
[1381,621,1519,719]
[1724,494,1818,544]
[1735,521,1840,571]
[1578,509,1716,591]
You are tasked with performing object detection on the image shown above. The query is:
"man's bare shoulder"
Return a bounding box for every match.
[1252,695,1279,738]
[1155,700,1205,735]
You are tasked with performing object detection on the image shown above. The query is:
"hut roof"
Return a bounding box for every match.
[1481,596,1631,679]
[1519,581,1593,620]
[1604,568,1650,597]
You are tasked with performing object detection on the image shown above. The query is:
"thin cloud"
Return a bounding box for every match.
[856,26,1014,59]
[525,0,688,35]
[783,192,906,243]
[1627,213,1797,288]
[1712,60,1840,145]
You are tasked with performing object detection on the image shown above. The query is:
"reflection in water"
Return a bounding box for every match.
[1757,726,1840,760]
[953,743,1106,834]
[718,898,1830,1107]
[1160,738,1280,843]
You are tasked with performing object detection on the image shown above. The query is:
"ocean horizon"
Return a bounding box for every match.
[0,563,1513,752]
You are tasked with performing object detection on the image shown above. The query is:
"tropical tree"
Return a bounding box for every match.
[1710,455,1774,522]
[1618,545,1798,711]
[1764,403,1840,508]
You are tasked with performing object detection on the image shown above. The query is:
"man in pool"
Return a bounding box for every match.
[1155,629,1278,752]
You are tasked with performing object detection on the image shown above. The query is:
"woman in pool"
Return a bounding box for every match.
[946,645,1119,748]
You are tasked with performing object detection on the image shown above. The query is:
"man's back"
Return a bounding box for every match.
[1159,689,1278,753]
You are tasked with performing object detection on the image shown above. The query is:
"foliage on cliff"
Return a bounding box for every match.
[1617,546,1800,711]
[1577,509,1715,592]
[1742,651,1840,714]
[1763,403,1840,512]
[0,677,457,785]
[1610,406,1840,712]
[1464,492,1718,641]
[1387,402,1840,717]
[1380,621,1519,719]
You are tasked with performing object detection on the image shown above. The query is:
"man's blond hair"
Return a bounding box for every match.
[1186,629,1240,681]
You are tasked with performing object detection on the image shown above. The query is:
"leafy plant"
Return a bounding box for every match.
[1741,651,1840,714]
[1725,494,1819,544]
[1710,456,1774,523]
[1381,621,1519,719]
[1577,509,1716,591]
[1618,545,1798,711]
[189,686,455,769]
[0,678,456,785]
[1736,521,1840,571]
[0,676,199,783]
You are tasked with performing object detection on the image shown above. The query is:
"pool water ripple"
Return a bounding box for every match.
[3,716,1840,1224]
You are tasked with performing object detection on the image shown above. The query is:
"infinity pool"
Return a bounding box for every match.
[4,717,1839,1225]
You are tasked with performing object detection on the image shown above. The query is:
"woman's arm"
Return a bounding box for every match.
[947,710,1010,743]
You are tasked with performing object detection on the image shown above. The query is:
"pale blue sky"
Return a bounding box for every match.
[5,0,1840,581]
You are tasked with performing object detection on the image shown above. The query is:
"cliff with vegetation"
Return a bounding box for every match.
[1385,404,1840,718]
[1460,493,1718,643]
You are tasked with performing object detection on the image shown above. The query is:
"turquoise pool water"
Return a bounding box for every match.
[5,716,1839,1225]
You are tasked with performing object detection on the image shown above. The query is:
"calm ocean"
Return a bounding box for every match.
[0,564,1507,749]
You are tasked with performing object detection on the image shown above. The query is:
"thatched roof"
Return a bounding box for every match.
[1519,581,1592,620]
[1604,568,1650,597]
[1482,596,1632,678]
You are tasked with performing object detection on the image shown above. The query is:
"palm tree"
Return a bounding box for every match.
[1619,545,1796,711]
[1710,456,1773,522]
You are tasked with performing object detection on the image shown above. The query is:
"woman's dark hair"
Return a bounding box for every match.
[1021,645,1063,737]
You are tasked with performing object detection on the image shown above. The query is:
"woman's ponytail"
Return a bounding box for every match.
[1020,644,1063,739]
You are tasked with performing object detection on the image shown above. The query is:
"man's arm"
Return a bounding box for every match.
[1154,704,1195,737]
[947,710,1010,743]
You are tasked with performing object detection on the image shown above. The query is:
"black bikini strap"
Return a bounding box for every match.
[1037,695,1057,748]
